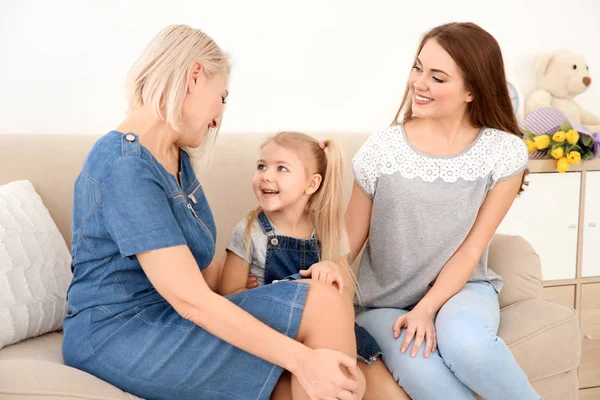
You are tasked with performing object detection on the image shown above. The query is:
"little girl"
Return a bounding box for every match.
[219,131,382,366]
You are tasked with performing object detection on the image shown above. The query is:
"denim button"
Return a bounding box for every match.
[270,237,279,246]
[125,134,136,142]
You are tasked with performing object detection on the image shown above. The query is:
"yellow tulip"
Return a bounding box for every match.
[533,135,551,150]
[552,131,566,142]
[551,147,565,159]
[567,151,581,164]
[557,157,571,173]
[566,129,579,144]
[525,139,537,153]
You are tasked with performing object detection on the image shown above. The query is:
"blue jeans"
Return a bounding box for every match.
[356,281,542,400]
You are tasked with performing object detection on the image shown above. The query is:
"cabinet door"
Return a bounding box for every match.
[497,173,580,281]
[580,283,600,389]
[580,387,600,400]
[582,171,600,277]
[542,285,575,308]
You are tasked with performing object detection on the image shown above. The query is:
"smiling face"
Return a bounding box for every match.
[408,38,473,120]
[252,142,321,214]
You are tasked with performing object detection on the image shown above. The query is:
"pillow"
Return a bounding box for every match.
[0,180,72,350]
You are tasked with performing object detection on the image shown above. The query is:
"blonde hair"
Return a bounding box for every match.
[245,132,360,298]
[124,25,230,164]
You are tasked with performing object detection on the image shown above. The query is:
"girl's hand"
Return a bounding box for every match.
[299,261,344,294]
[392,306,437,358]
[246,274,259,289]
[295,348,360,400]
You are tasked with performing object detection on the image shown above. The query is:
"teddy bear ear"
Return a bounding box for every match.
[536,53,555,77]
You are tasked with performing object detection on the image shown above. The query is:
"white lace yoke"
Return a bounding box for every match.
[353,124,528,197]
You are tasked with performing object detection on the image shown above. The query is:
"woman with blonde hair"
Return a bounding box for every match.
[62,25,362,400]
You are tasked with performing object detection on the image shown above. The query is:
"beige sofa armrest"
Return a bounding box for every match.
[489,234,543,309]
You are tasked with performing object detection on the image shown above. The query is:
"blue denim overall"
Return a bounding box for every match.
[257,212,382,363]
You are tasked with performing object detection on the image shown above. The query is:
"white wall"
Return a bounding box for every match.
[1,0,599,134]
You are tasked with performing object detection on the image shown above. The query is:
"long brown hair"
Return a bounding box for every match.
[245,132,359,296]
[392,22,527,193]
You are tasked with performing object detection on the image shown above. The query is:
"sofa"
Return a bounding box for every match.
[0,132,581,399]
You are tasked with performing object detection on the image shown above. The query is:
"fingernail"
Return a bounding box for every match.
[411,352,416,358]
[401,347,406,353]
[424,352,429,358]
[393,330,398,338]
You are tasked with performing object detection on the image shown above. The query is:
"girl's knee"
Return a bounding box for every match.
[305,280,351,317]
[299,281,354,339]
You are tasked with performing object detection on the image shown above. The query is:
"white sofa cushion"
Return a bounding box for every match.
[0,180,71,350]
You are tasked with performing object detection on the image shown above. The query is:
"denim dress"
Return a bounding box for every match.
[256,212,383,364]
[62,131,309,400]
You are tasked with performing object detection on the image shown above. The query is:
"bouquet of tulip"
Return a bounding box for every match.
[521,108,600,173]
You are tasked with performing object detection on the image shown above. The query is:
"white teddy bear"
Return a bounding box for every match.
[526,50,600,133]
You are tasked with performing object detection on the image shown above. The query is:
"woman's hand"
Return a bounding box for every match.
[295,348,360,400]
[392,306,437,358]
[299,261,344,294]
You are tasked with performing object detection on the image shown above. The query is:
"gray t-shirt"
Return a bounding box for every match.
[226,216,284,286]
[353,123,528,309]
